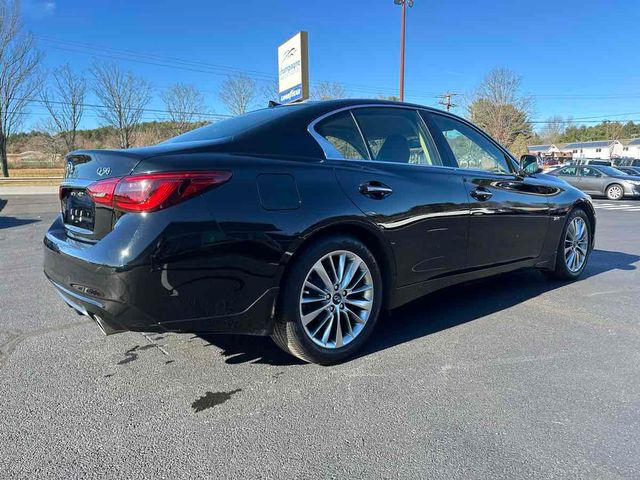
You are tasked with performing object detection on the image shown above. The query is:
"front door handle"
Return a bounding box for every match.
[359,181,393,199]
[470,187,493,201]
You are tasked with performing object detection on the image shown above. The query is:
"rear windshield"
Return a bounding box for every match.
[597,166,626,176]
[164,105,303,144]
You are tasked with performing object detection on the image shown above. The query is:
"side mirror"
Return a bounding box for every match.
[519,154,542,175]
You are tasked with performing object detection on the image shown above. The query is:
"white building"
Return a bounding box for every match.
[563,140,615,160]
[613,139,640,159]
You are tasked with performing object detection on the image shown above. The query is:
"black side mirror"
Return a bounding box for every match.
[519,154,542,175]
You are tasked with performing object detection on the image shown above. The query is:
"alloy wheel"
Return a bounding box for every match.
[564,217,589,273]
[299,250,374,349]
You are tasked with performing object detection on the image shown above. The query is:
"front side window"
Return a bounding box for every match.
[351,108,443,166]
[314,111,368,160]
[429,114,512,174]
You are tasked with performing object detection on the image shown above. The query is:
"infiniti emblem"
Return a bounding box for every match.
[96,167,111,177]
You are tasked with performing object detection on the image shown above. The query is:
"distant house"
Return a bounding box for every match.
[527,144,572,161]
[563,140,615,159]
[613,138,640,159]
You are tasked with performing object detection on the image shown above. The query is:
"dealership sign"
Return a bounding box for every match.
[278,31,309,104]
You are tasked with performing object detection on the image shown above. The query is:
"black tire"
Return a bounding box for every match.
[271,235,383,365]
[547,208,592,280]
[605,183,624,201]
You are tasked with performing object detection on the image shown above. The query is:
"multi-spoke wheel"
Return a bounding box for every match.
[272,236,382,364]
[547,208,592,280]
[564,217,589,273]
[300,251,374,349]
[606,183,624,201]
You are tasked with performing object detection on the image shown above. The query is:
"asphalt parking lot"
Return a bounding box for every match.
[1,194,639,479]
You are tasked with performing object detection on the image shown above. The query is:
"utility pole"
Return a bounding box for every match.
[438,92,458,112]
[394,0,414,101]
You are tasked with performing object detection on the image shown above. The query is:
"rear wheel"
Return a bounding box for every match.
[606,183,624,200]
[272,236,382,365]
[547,209,591,280]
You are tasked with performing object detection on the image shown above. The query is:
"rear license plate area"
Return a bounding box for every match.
[62,189,95,231]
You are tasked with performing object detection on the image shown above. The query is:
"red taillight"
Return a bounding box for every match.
[86,178,120,206]
[86,171,231,213]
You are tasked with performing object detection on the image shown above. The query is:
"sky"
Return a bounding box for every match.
[20,0,640,131]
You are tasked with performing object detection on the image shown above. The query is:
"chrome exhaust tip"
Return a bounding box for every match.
[92,315,125,336]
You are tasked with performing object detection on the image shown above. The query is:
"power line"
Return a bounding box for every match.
[39,36,442,99]
[437,92,458,111]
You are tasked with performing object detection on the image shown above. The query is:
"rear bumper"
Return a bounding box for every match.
[43,212,280,336]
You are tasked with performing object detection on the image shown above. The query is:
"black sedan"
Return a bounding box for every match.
[44,100,595,364]
[548,164,640,200]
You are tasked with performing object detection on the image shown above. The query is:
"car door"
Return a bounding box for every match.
[578,166,604,194]
[424,111,551,269]
[554,166,581,189]
[311,106,470,287]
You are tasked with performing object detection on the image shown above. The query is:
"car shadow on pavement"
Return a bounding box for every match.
[198,249,638,366]
[0,216,40,230]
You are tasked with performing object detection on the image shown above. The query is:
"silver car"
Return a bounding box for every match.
[549,165,640,200]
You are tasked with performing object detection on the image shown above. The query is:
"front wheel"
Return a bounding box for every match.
[272,236,383,365]
[547,209,592,280]
[606,183,624,201]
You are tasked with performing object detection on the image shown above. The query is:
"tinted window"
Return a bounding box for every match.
[430,114,511,174]
[581,167,601,177]
[558,167,577,176]
[314,111,368,160]
[597,166,626,176]
[352,108,442,166]
[165,106,303,143]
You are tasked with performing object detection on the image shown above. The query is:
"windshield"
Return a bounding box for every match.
[164,105,302,143]
[597,166,627,176]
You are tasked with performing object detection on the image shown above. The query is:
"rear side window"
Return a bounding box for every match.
[352,108,442,166]
[429,114,512,174]
[314,111,368,160]
[558,167,577,176]
[581,167,601,177]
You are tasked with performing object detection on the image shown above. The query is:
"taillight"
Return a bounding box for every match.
[86,171,231,213]
[86,178,119,207]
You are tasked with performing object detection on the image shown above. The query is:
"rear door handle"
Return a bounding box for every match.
[469,187,493,201]
[359,182,393,199]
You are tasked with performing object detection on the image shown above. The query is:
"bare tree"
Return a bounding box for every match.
[311,81,347,101]
[218,74,256,115]
[161,83,206,135]
[467,67,534,149]
[539,116,567,144]
[91,62,152,148]
[0,0,42,177]
[40,63,86,153]
[260,79,280,105]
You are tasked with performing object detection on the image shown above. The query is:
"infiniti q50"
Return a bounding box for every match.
[44,100,595,364]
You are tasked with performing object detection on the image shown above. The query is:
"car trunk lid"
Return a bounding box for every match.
[60,149,150,242]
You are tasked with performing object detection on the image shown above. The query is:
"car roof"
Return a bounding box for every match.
[267,98,447,118]
[205,99,455,160]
